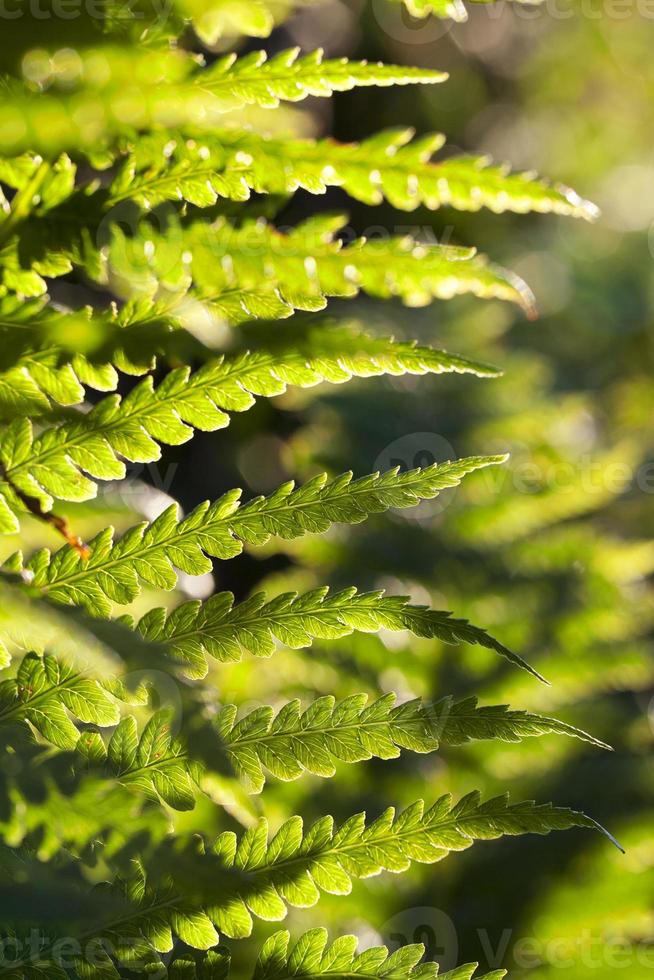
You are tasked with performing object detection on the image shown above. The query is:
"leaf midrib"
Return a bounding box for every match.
[225,712,434,752]
[0,668,87,725]
[241,805,534,879]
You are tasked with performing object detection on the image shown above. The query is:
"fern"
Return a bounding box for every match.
[0,49,446,155]
[193,49,448,109]
[0,339,499,512]
[0,3,616,978]
[251,929,505,980]
[103,215,535,318]
[0,651,119,749]
[4,456,504,610]
[100,711,201,812]
[216,694,608,793]
[194,793,612,939]
[114,129,598,218]
[1,792,608,968]
[0,650,603,813]
[133,586,540,679]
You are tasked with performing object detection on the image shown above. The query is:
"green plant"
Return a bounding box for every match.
[0,3,618,978]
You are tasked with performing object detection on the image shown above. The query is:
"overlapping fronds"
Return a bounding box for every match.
[0,48,446,155]
[0,2,614,976]
[0,651,119,749]
[0,294,206,374]
[5,792,603,972]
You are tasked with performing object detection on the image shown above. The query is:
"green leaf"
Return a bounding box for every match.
[102,215,535,326]
[252,929,504,980]
[215,694,608,793]
[0,48,446,155]
[135,586,539,681]
[0,651,120,749]
[0,333,499,512]
[9,456,506,616]
[193,48,447,112]
[205,793,613,938]
[113,128,597,219]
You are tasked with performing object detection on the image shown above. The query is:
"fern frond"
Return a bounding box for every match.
[0,48,446,155]
[14,794,604,962]
[252,929,505,980]
[194,214,534,312]
[99,711,201,812]
[12,682,601,806]
[113,129,597,219]
[187,215,535,313]
[0,337,499,511]
[216,693,608,793]
[134,586,539,680]
[113,327,499,398]
[106,215,535,322]
[192,48,447,111]
[5,457,505,615]
[0,651,119,749]
[205,793,611,937]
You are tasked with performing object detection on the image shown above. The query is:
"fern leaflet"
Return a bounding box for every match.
[134,586,539,680]
[113,128,597,219]
[216,693,608,793]
[0,651,119,749]
[0,337,499,511]
[4,457,505,614]
[252,929,505,980]
[204,793,612,938]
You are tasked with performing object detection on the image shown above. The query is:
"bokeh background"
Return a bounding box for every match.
[3,3,654,977]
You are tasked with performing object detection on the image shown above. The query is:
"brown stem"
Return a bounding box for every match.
[1,469,90,558]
